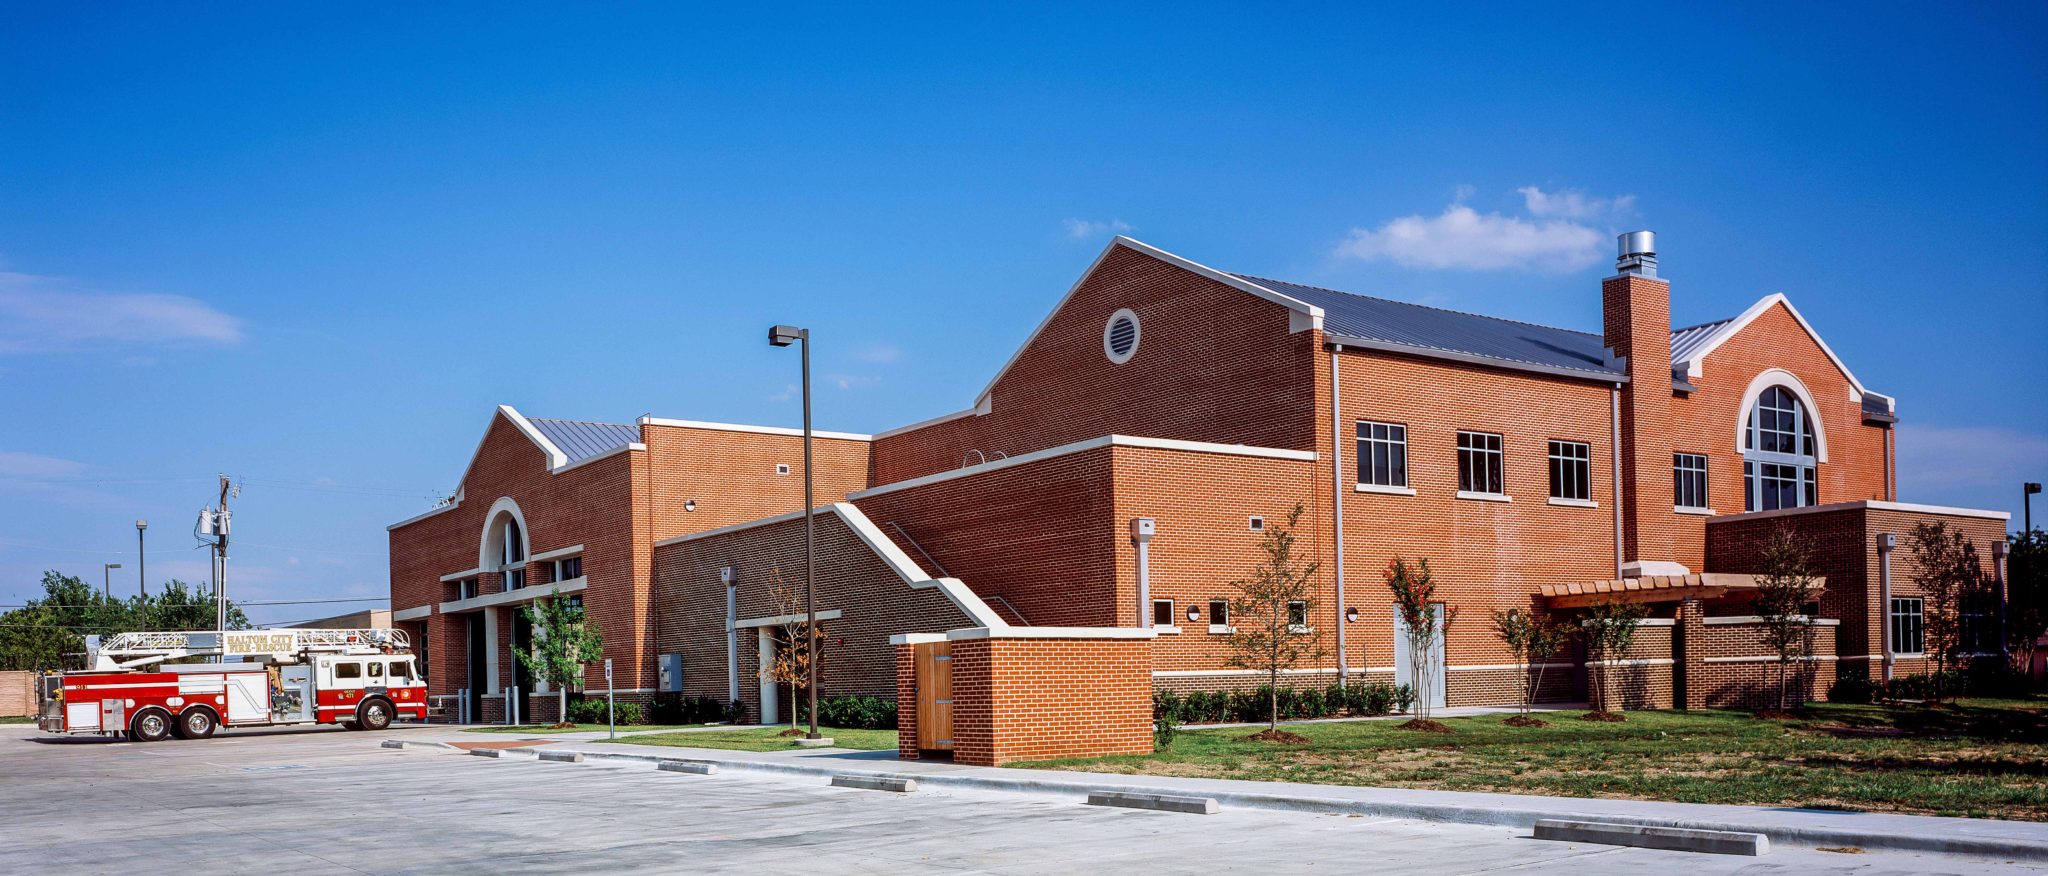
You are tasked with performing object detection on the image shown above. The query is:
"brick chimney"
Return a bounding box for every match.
[1604,231,1684,576]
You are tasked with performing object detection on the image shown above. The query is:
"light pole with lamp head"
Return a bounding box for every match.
[137,520,148,628]
[767,324,825,743]
[103,563,122,600]
[2026,483,2041,536]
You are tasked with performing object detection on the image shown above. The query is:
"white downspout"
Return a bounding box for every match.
[1611,384,1624,577]
[1878,533,1896,683]
[1132,518,1156,627]
[725,577,740,703]
[1331,346,1348,684]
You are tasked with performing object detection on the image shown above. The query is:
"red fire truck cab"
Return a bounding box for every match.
[36,628,426,742]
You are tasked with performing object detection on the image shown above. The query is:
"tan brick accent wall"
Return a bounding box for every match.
[1587,622,1675,711]
[0,671,33,717]
[1692,620,1839,710]
[945,635,1153,766]
[869,245,1319,486]
[652,509,978,723]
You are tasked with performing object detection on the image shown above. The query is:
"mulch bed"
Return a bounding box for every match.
[1578,710,1627,722]
[1243,728,1312,744]
[1397,719,1454,733]
[775,728,807,737]
[1753,710,1805,720]
[1502,715,1548,728]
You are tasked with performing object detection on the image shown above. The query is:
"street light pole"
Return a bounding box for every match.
[2025,482,2041,536]
[136,520,148,628]
[769,324,822,741]
[103,563,122,600]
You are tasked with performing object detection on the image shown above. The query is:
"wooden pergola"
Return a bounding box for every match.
[1537,572,1817,610]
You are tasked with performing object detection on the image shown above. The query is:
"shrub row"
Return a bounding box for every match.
[649,694,745,725]
[813,695,898,730]
[1826,665,2031,704]
[566,697,644,725]
[1154,682,1412,726]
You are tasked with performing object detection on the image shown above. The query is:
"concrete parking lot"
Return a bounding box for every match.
[0,724,2038,875]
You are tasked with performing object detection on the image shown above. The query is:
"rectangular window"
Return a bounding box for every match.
[366,661,384,680]
[1674,453,1709,509]
[1208,600,1229,630]
[1287,600,1308,629]
[1457,431,1504,495]
[1152,599,1175,627]
[1547,441,1590,501]
[1748,461,1814,512]
[1355,421,1409,488]
[388,660,414,683]
[554,556,583,582]
[1960,594,1997,654]
[1889,597,1924,655]
[334,662,361,680]
[505,568,527,591]
[454,579,479,601]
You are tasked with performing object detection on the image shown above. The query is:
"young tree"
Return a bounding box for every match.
[1491,608,1572,720]
[1582,599,1647,719]
[761,568,817,731]
[1910,520,1983,702]
[515,590,605,727]
[1752,525,1823,712]
[1387,558,1455,724]
[1223,504,1325,731]
[2009,528,2046,681]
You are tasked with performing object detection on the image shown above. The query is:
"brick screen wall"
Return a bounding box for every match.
[899,633,1152,766]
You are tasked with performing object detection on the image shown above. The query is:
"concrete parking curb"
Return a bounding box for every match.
[537,751,585,763]
[1087,792,1219,815]
[657,760,717,775]
[395,743,2048,861]
[831,774,918,793]
[1534,820,1767,856]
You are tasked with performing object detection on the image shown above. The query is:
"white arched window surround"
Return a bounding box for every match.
[1733,369,1828,463]
[479,496,531,573]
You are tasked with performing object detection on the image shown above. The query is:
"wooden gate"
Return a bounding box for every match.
[914,641,953,751]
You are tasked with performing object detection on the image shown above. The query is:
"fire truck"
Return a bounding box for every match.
[36,628,427,742]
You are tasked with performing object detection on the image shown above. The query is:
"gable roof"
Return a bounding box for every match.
[1667,292,1879,407]
[529,417,644,465]
[1242,275,1626,380]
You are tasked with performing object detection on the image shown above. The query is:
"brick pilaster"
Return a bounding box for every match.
[1677,598,1707,710]
[894,643,920,761]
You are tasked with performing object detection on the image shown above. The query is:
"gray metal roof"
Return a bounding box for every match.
[1235,275,1628,378]
[1669,317,1734,365]
[529,418,641,464]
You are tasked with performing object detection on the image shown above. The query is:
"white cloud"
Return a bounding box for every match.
[825,373,881,391]
[1898,424,2048,496]
[767,383,799,402]
[1064,218,1133,239]
[0,450,88,478]
[853,343,903,364]
[0,269,244,354]
[1517,186,1637,221]
[1334,204,1606,272]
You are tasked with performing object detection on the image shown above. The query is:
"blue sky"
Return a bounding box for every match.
[3,3,2043,618]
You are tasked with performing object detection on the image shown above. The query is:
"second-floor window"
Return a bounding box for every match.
[552,555,583,582]
[1889,597,1924,655]
[1457,431,1504,495]
[1547,441,1590,501]
[1744,386,1818,511]
[1152,599,1175,627]
[1356,421,1408,488]
[1674,453,1709,509]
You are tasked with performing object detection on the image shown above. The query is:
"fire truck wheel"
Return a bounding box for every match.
[128,709,172,743]
[357,698,393,731]
[178,707,218,740]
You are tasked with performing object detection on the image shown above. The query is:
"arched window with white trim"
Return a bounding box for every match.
[486,510,528,590]
[1743,385,1818,511]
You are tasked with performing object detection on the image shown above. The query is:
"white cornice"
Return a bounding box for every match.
[945,626,1157,641]
[1713,499,2009,523]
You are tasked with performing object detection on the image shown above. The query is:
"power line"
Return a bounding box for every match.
[0,597,390,610]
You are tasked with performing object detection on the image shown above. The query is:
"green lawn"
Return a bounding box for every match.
[1024,697,2048,821]
[598,726,897,752]
[0,716,34,725]
[463,723,715,734]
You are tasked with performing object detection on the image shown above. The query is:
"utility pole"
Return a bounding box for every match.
[216,475,233,647]
[136,520,148,628]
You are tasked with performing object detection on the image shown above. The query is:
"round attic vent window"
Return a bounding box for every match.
[1103,308,1140,364]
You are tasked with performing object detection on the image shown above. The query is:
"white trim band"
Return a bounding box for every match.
[639,416,871,442]
[948,626,1156,641]
[849,434,1315,500]
[1713,499,2009,523]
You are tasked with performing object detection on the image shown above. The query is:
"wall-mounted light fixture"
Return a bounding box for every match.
[1186,604,1200,623]
[684,500,698,512]
[1344,607,1359,623]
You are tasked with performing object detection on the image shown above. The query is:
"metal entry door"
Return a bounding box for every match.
[915,641,953,751]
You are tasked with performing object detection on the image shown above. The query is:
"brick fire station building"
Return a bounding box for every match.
[389,233,2009,763]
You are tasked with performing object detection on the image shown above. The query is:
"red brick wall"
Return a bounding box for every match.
[0,671,32,717]
[641,422,871,542]
[868,245,1320,486]
[945,634,1153,766]
[1671,301,1895,570]
[651,507,980,723]
[388,412,648,697]
[1706,504,2006,680]
[1334,350,1621,678]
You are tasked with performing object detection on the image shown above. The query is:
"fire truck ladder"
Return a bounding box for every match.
[93,628,412,670]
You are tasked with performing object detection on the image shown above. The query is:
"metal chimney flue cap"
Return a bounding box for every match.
[1618,230,1655,258]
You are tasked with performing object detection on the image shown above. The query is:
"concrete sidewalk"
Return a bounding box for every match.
[387,729,2048,862]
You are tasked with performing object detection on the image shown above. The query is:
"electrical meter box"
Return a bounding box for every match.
[658,653,684,692]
